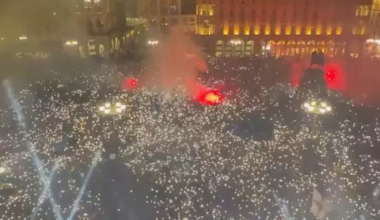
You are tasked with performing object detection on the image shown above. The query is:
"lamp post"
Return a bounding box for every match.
[147,40,159,46]
[302,99,333,137]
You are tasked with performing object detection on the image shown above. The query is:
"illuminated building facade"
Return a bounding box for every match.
[196,0,375,58]
[141,0,196,33]
[63,0,139,58]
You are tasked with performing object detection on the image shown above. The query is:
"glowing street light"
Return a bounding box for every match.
[147,40,159,46]
[19,35,28,41]
[98,101,127,115]
[65,40,78,46]
[302,99,332,115]
[0,166,6,174]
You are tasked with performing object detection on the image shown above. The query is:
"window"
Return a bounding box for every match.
[244,25,250,35]
[306,25,312,35]
[254,24,260,35]
[315,25,322,35]
[295,25,301,35]
[275,25,281,35]
[285,25,291,35]
[336,26,342,35]
[265,25,270,35]
[323,25,331,35]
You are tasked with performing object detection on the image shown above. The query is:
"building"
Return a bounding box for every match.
[141,0,197,33]
[61,0,143,58]
[195,0,375,58]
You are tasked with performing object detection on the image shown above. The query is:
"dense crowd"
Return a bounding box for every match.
[0,56,380,220]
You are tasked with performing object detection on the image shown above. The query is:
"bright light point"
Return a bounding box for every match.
[326,106,332,111]
[120,105,126,110]
[303,102,310,108]
[311,101,316,106]
[321,102,326,107]
[0,167,6,174]
[197,89,225,105]
[104,109,111,114]
[319,108,326,114]
[205,93,220,103]
[116,102,121,107]
[105,103,111,108]
[19,35,28,40]
[109,154,116,160]
[116,108,122,113]
[307,106,314,112]
[99,106,106,111]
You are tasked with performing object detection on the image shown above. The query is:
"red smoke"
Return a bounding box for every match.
[290,59,347,92]
[324,62,346,91]
[142,28,209,99]
[290,57,380,104]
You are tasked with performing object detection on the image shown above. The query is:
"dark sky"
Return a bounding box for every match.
[181,0,196,15]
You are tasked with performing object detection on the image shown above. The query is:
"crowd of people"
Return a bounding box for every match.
[0,54,379,220]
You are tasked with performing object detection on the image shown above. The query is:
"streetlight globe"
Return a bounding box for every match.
[0,167,6,174]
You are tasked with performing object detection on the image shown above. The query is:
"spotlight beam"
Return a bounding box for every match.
[3,79,64,220]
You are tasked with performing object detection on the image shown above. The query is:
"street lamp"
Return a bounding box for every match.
[0,166,6,174]
[302,100,332,115]
[302,99,333,138]
[19,35,28,41]
[65,40,78,46]
[98,101,127,115]
[147,40,159,46]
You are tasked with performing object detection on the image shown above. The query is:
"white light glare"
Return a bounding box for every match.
[0,166,6,174]
[65,40,78,46]
[148,40,159,45]
[19,35,28,41]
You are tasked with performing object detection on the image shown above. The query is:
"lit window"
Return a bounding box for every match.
[244,25,250,35]
[336,26,342,35]
[315,25,322,35]
[306,26,312,35]
[254,25,260,35]
[223,23,229,35]
[233,24,240,35]
[275,25,281,35]
[360,26,366,35]
[285,25,291,35]
[326,26,332,35]
[265,25,271,35]
[295,25,301,35]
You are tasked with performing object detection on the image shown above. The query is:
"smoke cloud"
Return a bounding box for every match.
[142,28,208,98]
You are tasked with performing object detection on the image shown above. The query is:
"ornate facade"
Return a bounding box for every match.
[196,0,375,58]
[141,0,196,33]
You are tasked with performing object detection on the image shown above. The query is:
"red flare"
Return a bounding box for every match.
[196,88,225,106]
[123,77,138,91]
